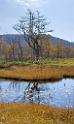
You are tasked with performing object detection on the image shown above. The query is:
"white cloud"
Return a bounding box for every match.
[13,0,47,8]
[16,0,41,4]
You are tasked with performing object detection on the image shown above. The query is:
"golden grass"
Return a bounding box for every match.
[0,58,74,81]
[0,104,74,124]
[0,64,74,81]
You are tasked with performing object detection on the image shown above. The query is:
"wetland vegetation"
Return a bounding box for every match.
[0,59,74,81]
[0,7,74,124]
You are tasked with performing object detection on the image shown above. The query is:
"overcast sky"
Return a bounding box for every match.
[0,0,74,41]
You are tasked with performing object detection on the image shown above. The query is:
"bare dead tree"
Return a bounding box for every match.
[13,9,52,60]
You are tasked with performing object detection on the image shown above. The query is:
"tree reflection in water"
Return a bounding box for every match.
[7,81,52,104]
[24,82,40,104]
[0,80,74,108]
[9,81,41,104]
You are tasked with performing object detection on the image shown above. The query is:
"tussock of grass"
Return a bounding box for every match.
[0,104,74,124]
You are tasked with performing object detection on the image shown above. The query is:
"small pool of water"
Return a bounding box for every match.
[0,79,74,108]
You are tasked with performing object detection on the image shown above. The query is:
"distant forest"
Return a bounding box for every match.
[0,35,74,61]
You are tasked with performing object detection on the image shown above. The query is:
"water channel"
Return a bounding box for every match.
[0,79,74,108]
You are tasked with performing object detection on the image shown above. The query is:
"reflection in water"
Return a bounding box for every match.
[0,86,2,93]
[9,81,21,90]
[24,82,40,104]
[0,79,74,108]
[13,82,41,104]
[8,81,41,104]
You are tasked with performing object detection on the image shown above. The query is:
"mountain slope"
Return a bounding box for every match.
[0,34,74,47]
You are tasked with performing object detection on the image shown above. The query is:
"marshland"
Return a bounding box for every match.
[0,59,74,124]
[0,2,74,124]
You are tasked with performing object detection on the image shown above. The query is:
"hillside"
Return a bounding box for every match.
[0,34,74,47]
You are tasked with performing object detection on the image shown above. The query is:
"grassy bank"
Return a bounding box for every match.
[1,58,74,67]
[0,59,74,81]
[0,64,74,81]
[0,104,74,124]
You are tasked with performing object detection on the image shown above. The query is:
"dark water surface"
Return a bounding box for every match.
[0,79,74,108]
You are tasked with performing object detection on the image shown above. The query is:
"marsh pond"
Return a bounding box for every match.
[0,79,74,108]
